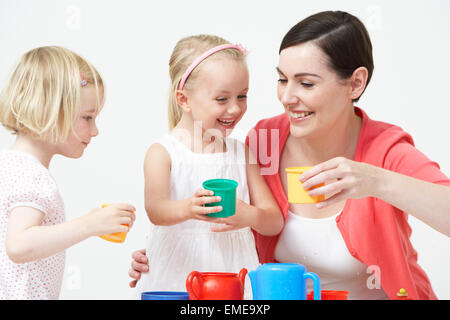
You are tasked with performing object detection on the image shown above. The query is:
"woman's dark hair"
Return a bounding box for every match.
[280,11,374,102]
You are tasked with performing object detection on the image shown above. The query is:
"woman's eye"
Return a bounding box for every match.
[238,95,247,99]
[216,97,227,102]
[301,82,314,88]
[83,116,93,121]
[277,79,287,84]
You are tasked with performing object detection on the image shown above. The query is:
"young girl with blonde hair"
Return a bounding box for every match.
[0,46,136,299]
[136,35,283,299]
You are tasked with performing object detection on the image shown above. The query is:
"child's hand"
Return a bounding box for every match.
[83,203,136,237]
[210,199,255,232]
[184,188,223,221]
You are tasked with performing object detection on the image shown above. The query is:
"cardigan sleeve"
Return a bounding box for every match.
[382,137,450,186]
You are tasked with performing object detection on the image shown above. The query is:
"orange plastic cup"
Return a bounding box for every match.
[98,203,128,243]
[285,167,325,204]
[307,290,349,300]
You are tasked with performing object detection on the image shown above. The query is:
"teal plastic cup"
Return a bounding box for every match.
[202,178,238,218]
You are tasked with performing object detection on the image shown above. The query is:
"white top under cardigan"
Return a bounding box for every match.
[274,210,389,300]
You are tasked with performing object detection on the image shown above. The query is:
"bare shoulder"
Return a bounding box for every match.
[144,142,171,168]
[143,142,172,201]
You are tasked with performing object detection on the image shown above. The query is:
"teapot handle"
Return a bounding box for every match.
[238,268,248,286]
[186,271,203,300]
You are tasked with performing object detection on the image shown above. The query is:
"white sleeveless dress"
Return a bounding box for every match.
[136,134,260,299]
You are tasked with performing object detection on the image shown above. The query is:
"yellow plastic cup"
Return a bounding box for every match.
[98,203,128,243]
[285,167,325,204]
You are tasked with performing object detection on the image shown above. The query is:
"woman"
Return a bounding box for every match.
[129,11,450,300]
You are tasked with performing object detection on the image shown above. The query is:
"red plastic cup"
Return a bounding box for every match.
[307,290,349,300]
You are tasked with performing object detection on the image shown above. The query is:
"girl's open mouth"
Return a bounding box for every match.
[217,118,236,127]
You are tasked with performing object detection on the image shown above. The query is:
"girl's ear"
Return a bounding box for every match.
[176,90,191,112]
[349,67,368,101]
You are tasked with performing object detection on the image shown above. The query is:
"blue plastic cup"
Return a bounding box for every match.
[141,291,190,300]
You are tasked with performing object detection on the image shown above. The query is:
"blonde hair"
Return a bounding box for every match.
[0,46,104,143]
[168,34,246,130]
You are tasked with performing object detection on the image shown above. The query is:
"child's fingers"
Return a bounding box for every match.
[116,211,134,227]
[200,205,222,215]
[119,210,136,219]
[194,188,214,197]
[211,224,236,232]
[196,196,221,206]
[210,217,229,225]
[119,217,133,226]
[191,205,222,218]
[112,203,136,212]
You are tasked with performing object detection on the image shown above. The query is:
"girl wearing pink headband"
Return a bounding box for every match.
[177,43,248,91]
[135,34,283,299]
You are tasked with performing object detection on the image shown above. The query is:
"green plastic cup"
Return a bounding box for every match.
[202,178,238,218]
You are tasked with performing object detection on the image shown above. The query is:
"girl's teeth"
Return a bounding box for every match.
[289,111,313,119]
[218,119,234,125]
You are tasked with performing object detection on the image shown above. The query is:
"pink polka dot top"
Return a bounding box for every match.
[0,150,65,300]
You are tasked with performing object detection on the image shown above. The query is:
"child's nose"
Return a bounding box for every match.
[227,103,242,116]
[91,124,99,137]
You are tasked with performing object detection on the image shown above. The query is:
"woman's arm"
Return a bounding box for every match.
[301,157,450,236]
[6,203,136,263]
[371,168,450,236]
[143,143,223,226]
[211,145,284,236]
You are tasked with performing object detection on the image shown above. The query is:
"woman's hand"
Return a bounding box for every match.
[299,157,379,209]
[128,249,149,288]
[301,156,450,235]
[183,188,223,221]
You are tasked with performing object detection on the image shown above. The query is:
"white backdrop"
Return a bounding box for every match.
[0,0,449,300]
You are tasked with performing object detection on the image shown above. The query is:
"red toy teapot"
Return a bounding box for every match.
[186,269,247,300]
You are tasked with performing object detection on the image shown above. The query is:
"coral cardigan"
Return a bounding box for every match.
[245,107,450,300]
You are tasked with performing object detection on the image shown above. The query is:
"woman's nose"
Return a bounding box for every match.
[279,83,299,106]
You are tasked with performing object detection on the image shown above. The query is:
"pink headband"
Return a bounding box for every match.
[178,43,248,91]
